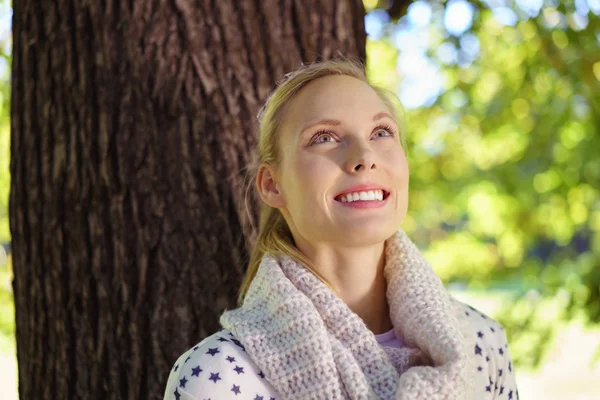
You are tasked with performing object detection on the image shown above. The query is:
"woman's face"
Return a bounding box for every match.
[259,75,409,247]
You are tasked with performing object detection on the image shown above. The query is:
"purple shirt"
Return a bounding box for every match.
[375,327,404,348]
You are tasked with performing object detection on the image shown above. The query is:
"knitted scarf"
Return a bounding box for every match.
[220,228,478,399]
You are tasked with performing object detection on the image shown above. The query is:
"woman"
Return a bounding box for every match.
[163,59,519,400]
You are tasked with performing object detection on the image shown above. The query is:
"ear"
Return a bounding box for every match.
[256,163,286,208]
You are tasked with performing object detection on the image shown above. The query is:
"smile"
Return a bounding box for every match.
[334,190,390,209]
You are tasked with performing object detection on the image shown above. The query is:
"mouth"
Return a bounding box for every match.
[334,190,391,202]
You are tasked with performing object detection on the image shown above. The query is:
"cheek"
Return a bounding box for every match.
[288,155,336,210]
[283,156,320,204]
[296,155,320,177]
[383,146,409,173]
[293,154,335,187]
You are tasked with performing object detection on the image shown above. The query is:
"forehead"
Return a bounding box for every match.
[282,75,389,127]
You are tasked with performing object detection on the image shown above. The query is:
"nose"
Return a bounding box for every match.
[345,143,377,173]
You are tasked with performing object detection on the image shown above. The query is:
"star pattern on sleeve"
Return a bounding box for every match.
[164,329,280,400]
[231,384,241,395]
[206,347,220,356]
[233,365,245,374]
[179,377,188,389]
[463,303,520,399]
[191,366,202,377]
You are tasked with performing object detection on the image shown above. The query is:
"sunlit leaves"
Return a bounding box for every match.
[366,38,400,89]
[0,124,8,243]
[0,2,9,245]
[594,62,600,80]
[424,231,498,280]
[366,0,600,368]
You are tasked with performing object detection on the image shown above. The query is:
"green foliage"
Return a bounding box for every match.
[0,0,10,244]
[367,0,600,370]
[0,123,8,244]
[0,2,15,394]
[0,255,14,353]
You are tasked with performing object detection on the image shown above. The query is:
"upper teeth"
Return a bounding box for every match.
[339,190,384,202]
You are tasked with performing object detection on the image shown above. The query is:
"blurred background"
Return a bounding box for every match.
[1,0,599,398]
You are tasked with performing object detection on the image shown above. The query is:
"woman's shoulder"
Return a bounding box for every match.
[168,328,249,374]
[452,297,511,354]
[451,297,520,399]
[163,328,279,400]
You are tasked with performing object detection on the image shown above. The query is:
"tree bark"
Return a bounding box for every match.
[10,0,366,399]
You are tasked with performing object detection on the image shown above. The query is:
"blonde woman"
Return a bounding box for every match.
[164,59,519,400]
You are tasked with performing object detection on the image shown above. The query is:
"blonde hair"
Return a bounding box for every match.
[237,58,407,306]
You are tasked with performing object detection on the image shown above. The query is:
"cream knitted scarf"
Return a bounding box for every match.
[220,228,478,399]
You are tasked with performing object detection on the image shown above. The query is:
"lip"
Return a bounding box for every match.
[334,183,390,199]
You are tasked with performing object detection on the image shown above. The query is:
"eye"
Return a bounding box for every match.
[309,130,338,146]
[373,124,396,138]
[308,124,397,146]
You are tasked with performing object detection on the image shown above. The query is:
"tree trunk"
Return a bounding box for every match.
[10,0,366,399]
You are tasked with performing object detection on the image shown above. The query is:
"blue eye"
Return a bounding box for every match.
[312,132,336,144]
[308,124,397,146]
[374,130,392,138]
[373,124,397,138]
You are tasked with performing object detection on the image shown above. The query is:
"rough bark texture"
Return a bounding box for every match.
[10,0,366,399]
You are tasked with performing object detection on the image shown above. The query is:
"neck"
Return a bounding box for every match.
[294,236,393,335]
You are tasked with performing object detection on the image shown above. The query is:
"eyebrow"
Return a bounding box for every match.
[298,112,394,137]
